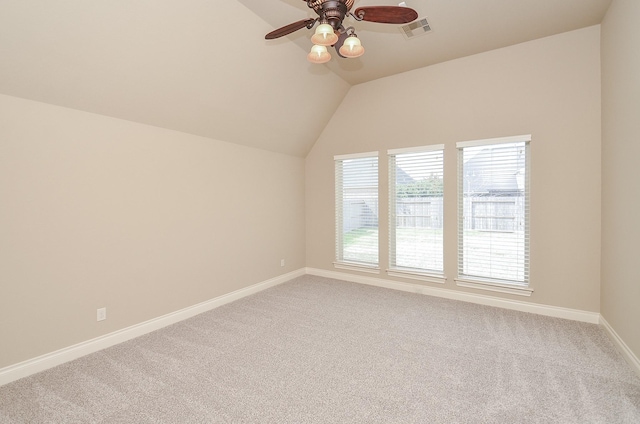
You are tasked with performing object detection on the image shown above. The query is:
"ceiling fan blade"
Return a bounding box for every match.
[354,6,418,24]
[265,18,316,40]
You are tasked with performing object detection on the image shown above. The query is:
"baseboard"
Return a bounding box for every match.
[0,268,305,387]
[306,267,600,324]
[600,316,640,378]
[1,268,613,387]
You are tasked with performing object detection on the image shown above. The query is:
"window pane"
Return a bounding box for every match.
[458,141,529,284]
[389,149,444,274]
[336,155,378,266]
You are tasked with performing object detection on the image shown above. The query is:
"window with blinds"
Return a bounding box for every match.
[457,136,530,289]
[335,152,379,270]
[388,146,444,280]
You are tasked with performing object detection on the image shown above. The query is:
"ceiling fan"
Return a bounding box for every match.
[265,0,418,63]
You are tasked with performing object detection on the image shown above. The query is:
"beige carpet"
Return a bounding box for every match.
[1,275,639,423]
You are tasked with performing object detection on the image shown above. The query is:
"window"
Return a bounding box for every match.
[335,152,379,271]
[388,145,444,282]
[457,135,531,295]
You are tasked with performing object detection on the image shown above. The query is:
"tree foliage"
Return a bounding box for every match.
[396,175,443,198]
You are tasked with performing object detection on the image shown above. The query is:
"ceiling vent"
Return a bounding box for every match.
[400,18,431,39]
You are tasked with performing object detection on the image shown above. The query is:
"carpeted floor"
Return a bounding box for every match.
[1,275,639,423]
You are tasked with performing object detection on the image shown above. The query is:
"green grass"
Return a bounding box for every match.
[341,226,525,281]
[343,228,378,246]
[342,228,379,263]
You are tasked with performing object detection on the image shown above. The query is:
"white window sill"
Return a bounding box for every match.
[333,262,380,274]
[455,278,533,297]
[386,269,446,284]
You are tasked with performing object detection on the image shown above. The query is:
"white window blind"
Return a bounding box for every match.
[389,146,444,277]
[457,136,530,286]
[335,153,379,268]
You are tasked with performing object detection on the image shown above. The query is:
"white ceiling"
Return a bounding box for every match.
[245,0,613,85]
[0,0,612,157]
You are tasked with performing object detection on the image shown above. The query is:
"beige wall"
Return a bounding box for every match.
[306,26,602,312]
[601,0,640,359]
[0,94,305,368]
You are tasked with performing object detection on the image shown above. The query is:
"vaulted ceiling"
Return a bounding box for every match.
[245,0,612,85]
[0,0,612,157]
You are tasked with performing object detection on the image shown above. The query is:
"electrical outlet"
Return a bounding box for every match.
[97,307,106,322]
[280,259,285,267]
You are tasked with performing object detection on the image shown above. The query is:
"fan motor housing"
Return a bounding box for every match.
[313,0,350,29]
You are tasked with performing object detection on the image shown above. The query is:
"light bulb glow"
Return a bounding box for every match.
[311,23,338,46]
[307,44,331,64]
[339,35,364,58]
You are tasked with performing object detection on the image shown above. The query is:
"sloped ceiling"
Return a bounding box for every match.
[0,0,350,157]
[0,0,612,157]
[248,0,612,85]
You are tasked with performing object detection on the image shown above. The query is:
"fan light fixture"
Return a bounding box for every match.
[311,23,339,46]
[339,34,364,58]
[307,44,331,64]
[265,0,418,65]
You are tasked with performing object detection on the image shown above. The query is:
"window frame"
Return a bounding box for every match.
[455,135,533,296]
[334,151,380,273]
[387,145,445,284]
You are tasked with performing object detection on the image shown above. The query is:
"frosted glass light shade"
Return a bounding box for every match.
[307,44,331,64]
[339,35,364,58]
[311,23,338,46]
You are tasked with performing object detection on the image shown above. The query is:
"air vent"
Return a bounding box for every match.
[400,18,431,39]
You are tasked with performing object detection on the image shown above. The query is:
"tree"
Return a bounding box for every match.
[396,175,443,198]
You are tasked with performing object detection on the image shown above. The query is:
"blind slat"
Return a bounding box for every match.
[335,155,379,266]
[389,148,444,274]
[458,140,530,284]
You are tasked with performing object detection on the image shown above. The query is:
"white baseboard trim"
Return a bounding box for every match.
[600,316,640,378]
[306,267,600,324]
[0,268,305,387]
